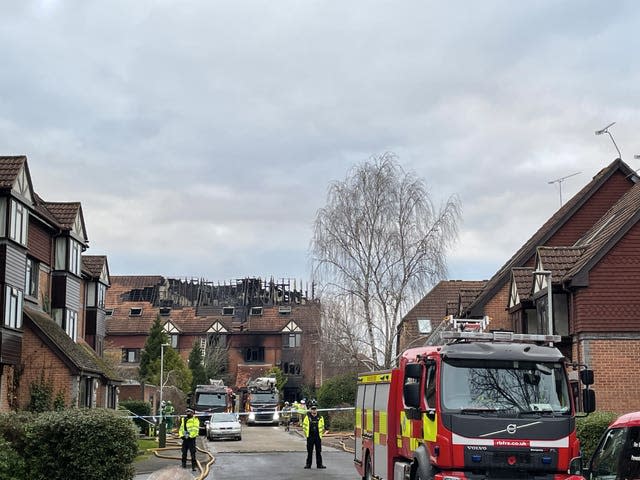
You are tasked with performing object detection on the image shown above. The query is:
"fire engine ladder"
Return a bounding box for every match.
[424,315,490,346]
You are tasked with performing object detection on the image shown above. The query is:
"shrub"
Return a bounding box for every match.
[325,407,354,432]
[0,437,26,480]
[119,399,152,433]
[0,412,36,455]
[25,408,138,480]
[317,373,357,408]
[576,411,618,460]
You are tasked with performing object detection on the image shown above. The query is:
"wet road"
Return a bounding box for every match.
[206,424,355,480]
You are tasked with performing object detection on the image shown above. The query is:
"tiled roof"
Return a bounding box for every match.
[459,286,485,311]
[32,193,61,227]
[0,156,26,189]
[537,246,586,280]
[511,267,534,302]
[566,181,640,280]
[110,276,165,289]
[402,280,487,327]
[465,158,636,316]
[43,202,81,230]
[82,255,107,278]
[24,305,120,381]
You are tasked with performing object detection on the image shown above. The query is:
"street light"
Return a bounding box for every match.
[159,343,170,422]
[532,270,553,345]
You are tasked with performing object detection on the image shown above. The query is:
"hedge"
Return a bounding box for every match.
[24,408,138,480]
[119,399,152,434]
[576,411,618,460]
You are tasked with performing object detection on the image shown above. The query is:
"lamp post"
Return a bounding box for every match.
[159,342,170,447]
[533,270,553,345]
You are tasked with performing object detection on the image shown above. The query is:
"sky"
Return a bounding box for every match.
[2,1,640,288]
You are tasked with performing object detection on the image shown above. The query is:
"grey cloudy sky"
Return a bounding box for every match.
[2,1,639,286]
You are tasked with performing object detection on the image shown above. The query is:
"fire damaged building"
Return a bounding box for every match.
[105,276,321,401]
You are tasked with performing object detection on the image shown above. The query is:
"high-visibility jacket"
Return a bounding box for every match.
[178,416,200,439]
[302,413,325,439]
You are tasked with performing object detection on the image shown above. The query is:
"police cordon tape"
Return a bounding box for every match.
[124,406,355,421]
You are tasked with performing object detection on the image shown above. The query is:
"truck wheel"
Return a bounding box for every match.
[364,455,372,480]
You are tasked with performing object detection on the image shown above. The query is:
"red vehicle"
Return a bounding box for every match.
[354,319,596,480]
[583,411,640,480]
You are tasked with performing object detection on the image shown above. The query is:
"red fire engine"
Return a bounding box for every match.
[354,317,596,480]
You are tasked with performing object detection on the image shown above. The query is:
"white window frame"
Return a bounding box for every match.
[9,200,28,246]
[69,240,81,276]
[97,283,106,309]
[66,310,78,341]
[170,334,179,348]
[25,258,39,298]
[4,286,23,329]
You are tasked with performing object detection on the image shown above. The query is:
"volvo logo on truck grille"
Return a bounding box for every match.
[480,421,542,437]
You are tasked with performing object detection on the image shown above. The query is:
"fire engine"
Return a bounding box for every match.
[354,317,596,480]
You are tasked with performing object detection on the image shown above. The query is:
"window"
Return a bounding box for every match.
[0,197,6,237]
[283,333,302,348]
[283,362,301,375]
[129,308,142,316]
[69,240,81,276]
[170,334,179,348]
[250,306,263,316]
[279,306,291,315]
[97,283,106,309]
[159,307,171,316]
[222,307,234,316]
[105,309,113,316]
[417,318,432,334]
[65,310,78,341]
[25,258,39,298]
[244,347,264,362]
[79,377,93,408]
[122,348,141,363]
[4,286,23,329]
[9,200,28,246]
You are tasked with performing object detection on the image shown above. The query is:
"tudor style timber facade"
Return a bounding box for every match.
[105,276,321,402]
[0,156,119,411]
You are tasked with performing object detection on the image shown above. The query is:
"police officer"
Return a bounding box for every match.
[179,408,200,471]
[302,401,326,469]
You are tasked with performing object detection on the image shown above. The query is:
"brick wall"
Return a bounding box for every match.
[19,326,74,409]
[483,284,511,331]
[573,335,640,414]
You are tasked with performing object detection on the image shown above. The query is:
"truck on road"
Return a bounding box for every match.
[190,380,232,434]
[246,377,280,425]
[354,317,596,480]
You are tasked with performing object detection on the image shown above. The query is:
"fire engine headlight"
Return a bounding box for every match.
[248,412,255,420]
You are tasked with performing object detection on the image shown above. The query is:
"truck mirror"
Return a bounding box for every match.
[579,369,594,386]
[403,382,421,408]
[582,389,596,413]
[405,363,423,380]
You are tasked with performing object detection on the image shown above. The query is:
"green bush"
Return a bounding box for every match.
[25,408,138,480]
[325,407,354,432]
[317,373,357,408]
[119,399,152,433]
[576,411,618,460]
[0,412,36,455]
[0,437,26,480]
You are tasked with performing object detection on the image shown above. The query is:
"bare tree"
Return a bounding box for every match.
[311,153,461,369]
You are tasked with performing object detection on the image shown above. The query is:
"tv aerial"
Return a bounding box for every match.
[548,172,581,207]
[595,122,622,159]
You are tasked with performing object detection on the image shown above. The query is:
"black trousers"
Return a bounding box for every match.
[306,435,323,467]
[182,437,196,467]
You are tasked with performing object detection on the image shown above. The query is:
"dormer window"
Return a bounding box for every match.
[279,306,291,315]
[9,200,28,246]
[250,306,263,316]
[222,307,234,316]
[129,308,142,316]
[54,237,83,276]
[105,309,113,316]
[159,307,171,316]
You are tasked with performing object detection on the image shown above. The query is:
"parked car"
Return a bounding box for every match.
[205,412,242,441]
[583,411,640,480]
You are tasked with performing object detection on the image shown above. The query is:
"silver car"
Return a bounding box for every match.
[205,412,242,441]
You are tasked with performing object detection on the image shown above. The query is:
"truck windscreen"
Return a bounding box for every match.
[251,392,279,404]
[441,358,570,414]
[196,393,227,407]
